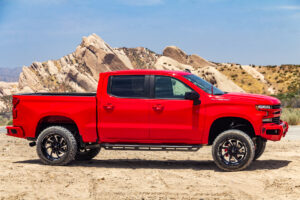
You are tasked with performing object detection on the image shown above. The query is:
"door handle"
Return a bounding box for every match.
[103,103,114,110]
[152,104,164,111]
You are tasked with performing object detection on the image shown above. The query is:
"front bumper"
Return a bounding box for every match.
[6,126,25,138]
[261,121,289,141]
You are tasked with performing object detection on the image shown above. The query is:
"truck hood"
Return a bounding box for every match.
[221,92,281,105]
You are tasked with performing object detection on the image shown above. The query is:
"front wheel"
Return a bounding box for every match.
[212,129,255,171]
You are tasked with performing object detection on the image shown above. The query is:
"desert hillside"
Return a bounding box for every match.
[0,33,299,112]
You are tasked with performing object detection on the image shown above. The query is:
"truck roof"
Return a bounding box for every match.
[102,69,191,76]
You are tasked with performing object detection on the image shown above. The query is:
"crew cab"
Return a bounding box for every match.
[6,70,289,171]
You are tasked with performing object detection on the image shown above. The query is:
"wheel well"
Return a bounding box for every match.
[35,116,80,139]
[208,117,255,145]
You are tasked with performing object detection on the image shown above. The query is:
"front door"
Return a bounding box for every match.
[149,75,201,141]
[99,75,150,141]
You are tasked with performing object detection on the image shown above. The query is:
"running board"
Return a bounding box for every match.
[101,143,202,151]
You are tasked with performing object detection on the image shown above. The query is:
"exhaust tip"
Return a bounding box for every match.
[29,142,36,147]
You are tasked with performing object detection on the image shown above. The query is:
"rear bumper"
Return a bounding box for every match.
[260,121,289,141]
[6,126,25,138]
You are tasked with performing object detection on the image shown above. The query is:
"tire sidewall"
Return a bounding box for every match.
[36,126,77,165]
[212,129,255,171]
[254,137,267,160]
[75,147,101,161]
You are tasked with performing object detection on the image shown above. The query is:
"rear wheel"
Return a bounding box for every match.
[212,129,255,171]
[36,126,77,165]
[253,137,267,161]
[75,147,100,161]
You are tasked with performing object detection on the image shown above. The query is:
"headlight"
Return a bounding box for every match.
[256,105,272,110]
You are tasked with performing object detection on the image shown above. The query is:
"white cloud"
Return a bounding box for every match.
[117,0,164,6]
[277,5,300,10]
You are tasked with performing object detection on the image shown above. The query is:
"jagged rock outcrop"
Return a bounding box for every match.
[120,47,159,69]
[0,82,19,112]
[0,82,19,96]
[153,56,243,92]
[2,33,245,98]
[163,46,216,68]
[197,67,244,92]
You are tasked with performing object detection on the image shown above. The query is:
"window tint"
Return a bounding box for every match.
[109,75,146,98]
[155,76,192,99]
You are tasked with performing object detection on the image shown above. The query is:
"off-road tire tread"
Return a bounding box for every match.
[253,138,266,161]
[212,129,255,172]
[36,126,77,165]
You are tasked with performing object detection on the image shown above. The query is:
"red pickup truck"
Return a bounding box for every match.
[6,70,288,171]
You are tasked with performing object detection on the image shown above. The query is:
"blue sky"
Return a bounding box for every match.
[0,0,299,68]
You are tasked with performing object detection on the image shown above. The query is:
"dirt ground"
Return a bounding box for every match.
[1,127,300,200]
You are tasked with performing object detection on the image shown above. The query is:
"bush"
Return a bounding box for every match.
[281,108,300,125]
[273,93,300,108]
[6,119,13,125]
[0,116,10,126]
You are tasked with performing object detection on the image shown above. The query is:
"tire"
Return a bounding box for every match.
[212,129,255,171]
[36,126,78,165]
[75,147,100,161]
[253,137,266,161]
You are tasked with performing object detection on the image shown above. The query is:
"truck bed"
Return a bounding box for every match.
[11,93,98,142]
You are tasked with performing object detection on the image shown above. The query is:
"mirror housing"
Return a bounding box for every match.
[184,91,201,105]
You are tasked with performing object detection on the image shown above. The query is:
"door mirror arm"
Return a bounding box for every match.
[184,92,201,105]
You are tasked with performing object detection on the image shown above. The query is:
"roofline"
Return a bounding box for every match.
[100,69,191,76]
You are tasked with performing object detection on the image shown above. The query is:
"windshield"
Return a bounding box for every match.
[183,74,225,95]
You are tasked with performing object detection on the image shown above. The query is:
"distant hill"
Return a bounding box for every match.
[0,67,22,82]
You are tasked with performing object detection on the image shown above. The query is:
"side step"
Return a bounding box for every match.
[101,143,202,152]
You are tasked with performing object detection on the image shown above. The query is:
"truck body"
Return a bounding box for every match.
[6,70,289,171]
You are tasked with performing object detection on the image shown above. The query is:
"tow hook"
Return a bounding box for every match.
[29,142,36,147]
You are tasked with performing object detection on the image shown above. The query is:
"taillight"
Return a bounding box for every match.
[13,97,20,108]
[12,97,19,119]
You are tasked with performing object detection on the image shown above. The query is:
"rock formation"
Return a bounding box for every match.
[1,33,246,105]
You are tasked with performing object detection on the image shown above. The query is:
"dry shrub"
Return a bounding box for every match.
[281,108,300,125]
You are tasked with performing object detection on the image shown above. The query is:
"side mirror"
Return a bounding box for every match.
[184,91,201,105]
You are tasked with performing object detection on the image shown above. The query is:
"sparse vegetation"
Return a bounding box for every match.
[216,65,266,94]
[6,119,13,125]
[273,93,300,108]
[281,108,300,125]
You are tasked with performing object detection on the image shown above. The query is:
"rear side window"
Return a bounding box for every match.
[154,76,192,99]
[108,75,146,98]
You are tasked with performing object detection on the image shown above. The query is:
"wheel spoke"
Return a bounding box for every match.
[41,133,69,161]
[59,138,65,145]
[50,149,54,157]
[232,154,239,162]
[219,137,247,165]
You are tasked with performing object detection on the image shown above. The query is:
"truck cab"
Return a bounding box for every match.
[6,70,288,171]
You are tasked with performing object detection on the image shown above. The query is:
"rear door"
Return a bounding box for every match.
[149,75,201,141]
[99,75,150,140]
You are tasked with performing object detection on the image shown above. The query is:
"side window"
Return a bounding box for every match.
[108,75,146,98]
[155,76,192,99]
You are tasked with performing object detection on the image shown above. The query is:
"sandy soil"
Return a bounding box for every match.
[0,127,300,200]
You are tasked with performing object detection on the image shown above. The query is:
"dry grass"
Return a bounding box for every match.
[255,65,300,94]
[216,65,267,94]
[281,108,300,125]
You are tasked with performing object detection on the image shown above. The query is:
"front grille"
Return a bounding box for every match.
[272,104,281,109]
[272,117,280,124]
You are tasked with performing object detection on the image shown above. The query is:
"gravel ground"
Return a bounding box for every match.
[0,126,299,200]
